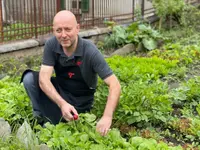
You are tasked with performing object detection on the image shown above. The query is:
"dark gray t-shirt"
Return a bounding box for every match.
[42,36,113,111]
[42,36,113,89]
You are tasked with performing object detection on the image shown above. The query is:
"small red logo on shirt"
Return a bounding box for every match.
[76,61,82,66]
[68,72,74,78]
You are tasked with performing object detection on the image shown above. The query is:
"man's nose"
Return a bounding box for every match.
[61,30,68,37]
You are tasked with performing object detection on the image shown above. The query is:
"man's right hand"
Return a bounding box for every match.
[60,102,78,121]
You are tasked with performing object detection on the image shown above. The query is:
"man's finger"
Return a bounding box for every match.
[63,115,70,121]
[103,128,111,136]
[63,113,73,121]
[96,127,107,136]
[71,107,78,116]
[68,113,74,120]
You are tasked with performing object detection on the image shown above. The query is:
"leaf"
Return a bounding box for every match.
[142,38,157,50]
[84,113,96,123]
[127,117,136,125]
[196,104,200,115]
[133,112,140,116]
[16,121,38,149]
[138,24,148,31]
[129,136,144,146]
[80,134,89,142]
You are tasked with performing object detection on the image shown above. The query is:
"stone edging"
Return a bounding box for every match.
[0,27,111,54]
[0,40,39,54]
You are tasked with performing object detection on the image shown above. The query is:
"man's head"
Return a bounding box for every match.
[53,10,80,50]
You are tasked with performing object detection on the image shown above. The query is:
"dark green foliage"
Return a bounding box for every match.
[104,23,164,51]
[0,137,26,150]
[36,113,134,150]
[104,25,128,50]
[0,77,33,126]
[93,55,178,126]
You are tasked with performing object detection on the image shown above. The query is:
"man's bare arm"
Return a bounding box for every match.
[96,74,121,136]
[39,65,65,107]
[39,65,78,120]
[103,74,121,118]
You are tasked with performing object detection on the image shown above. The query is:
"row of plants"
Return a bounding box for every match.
[103,22,164,52]
[1,23,51,42]
[1,42,200,149]
[101,1,200,54]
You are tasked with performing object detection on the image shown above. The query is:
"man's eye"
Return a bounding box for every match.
[56,29,62,33]
[65,28,71,32]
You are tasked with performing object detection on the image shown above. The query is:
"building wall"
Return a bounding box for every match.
[91,0,133,17]
[65,0,153,17]
[144,0,153,9]
[0,0,2,34]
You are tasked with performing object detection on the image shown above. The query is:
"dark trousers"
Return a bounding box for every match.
[22,69,93,124]
[22,70,64,124]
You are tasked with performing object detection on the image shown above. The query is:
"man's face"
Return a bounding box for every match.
[53,19,80,49]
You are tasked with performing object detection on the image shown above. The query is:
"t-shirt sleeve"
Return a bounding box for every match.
[42,40,56,66]
[91,49,113,80]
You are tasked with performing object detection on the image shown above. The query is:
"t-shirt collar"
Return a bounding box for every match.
[73,36,83,57]
[56,35,83,57]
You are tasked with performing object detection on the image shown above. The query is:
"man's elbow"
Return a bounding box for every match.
[106,75,121,94]
[112,78,121,94]
[116,80,121,94]
[39,76,46,90]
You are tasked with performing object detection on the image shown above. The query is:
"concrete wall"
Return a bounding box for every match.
[0,46,44,60]
[0,27,111,59]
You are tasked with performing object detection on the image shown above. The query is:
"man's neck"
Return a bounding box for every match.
[63,37,78,57]
[63,48,74,57]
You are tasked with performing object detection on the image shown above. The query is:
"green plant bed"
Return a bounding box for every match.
[0,137,26,150]
[1,38,200,149]
[0,76,33,127]
[2,23,51,42]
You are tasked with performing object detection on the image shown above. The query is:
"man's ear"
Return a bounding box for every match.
[76,24,80,31]
[52,26,56,34]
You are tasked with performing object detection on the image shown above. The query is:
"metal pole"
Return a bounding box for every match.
[92,0,94,26]
[56,0,61,12]
[61,0,65,10]
[132,0,135,21]
[33,0,37,38]
[0,0,3,42]
[141,0,144,19]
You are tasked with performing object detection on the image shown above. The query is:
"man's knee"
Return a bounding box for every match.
[22,71,35,88]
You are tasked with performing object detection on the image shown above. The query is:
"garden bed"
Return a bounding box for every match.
[1,41,200,149]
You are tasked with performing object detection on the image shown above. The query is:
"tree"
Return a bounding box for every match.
[147,0,185,30]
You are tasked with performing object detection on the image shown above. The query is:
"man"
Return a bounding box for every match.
[22,10,121,136]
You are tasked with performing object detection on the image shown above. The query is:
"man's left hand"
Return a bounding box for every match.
[96,116,112,136]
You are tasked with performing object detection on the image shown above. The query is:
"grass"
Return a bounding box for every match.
[1,22,52,42]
